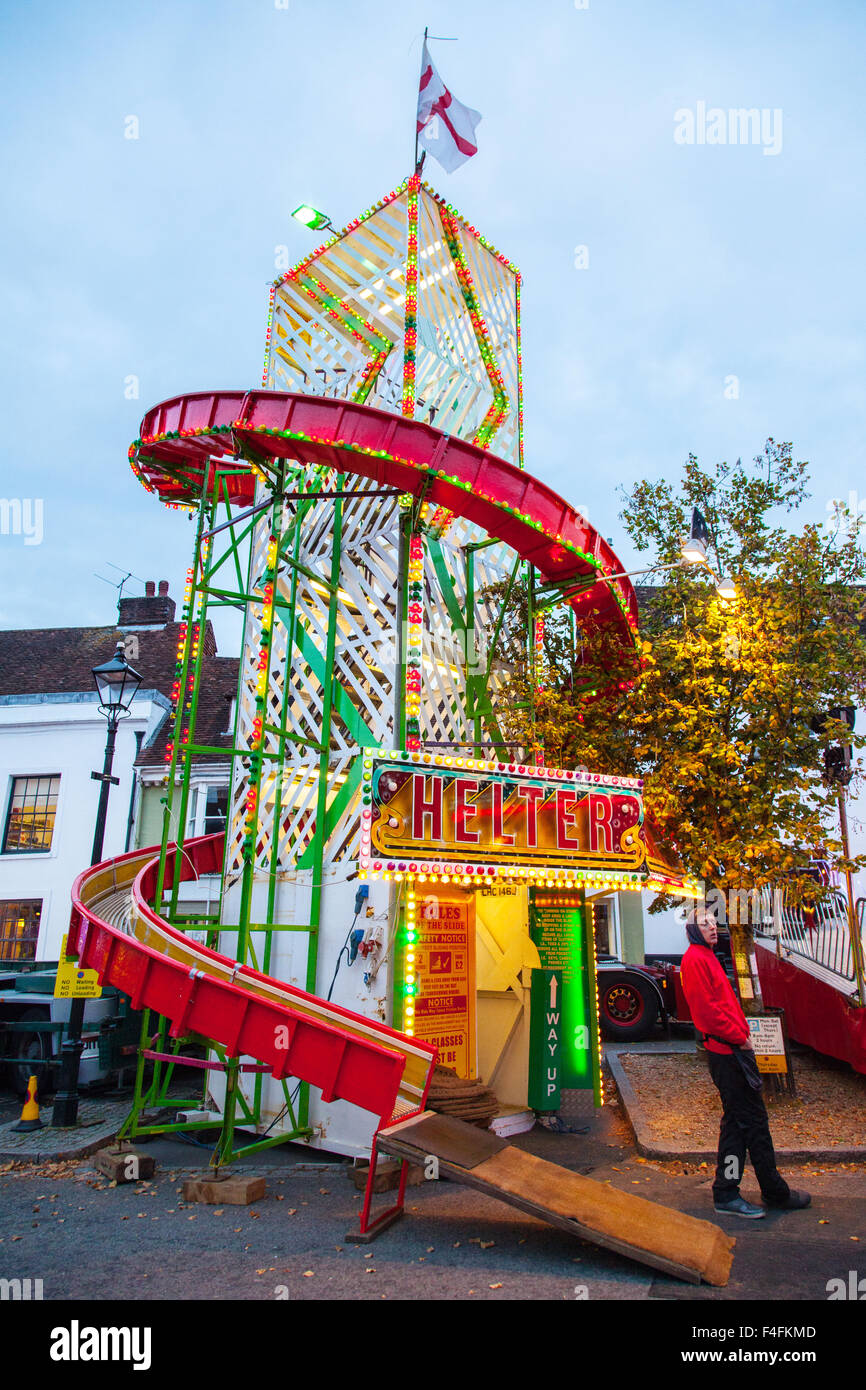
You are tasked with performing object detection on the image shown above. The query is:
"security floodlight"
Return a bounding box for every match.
[292,204,334,231]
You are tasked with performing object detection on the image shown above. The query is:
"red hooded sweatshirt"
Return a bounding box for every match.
[680,941,751,1054]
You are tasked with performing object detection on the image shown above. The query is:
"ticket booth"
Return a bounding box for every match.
[358,750,683,1115]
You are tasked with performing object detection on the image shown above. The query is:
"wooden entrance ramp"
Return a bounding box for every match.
[368,1110,735,1286]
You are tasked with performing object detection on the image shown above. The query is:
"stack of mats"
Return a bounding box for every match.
[426,1064,500,1128]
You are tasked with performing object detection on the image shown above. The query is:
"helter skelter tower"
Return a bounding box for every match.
[124,173,688,1162]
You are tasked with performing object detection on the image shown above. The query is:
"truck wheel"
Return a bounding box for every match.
[599,977,658,1042]
[13,1009,54,1097]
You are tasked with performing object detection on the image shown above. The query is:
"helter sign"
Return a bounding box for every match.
[358,751,657,889]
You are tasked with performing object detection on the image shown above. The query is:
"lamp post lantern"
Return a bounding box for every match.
[52,641,142,1128]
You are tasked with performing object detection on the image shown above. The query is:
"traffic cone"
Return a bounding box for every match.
[12,1075,43,1132]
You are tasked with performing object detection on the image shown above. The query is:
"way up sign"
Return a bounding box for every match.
[528,968,563,1111]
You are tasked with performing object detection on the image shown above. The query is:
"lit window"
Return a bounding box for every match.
[0,900,42,961]
[3,776,60,853]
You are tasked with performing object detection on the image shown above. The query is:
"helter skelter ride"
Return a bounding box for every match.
[69,174,732,1282]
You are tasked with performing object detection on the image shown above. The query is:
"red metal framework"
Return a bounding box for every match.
[129,390,639,656]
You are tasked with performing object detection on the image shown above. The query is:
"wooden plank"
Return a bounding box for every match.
[376,1111,507,1169]
[376,1112,734,1286]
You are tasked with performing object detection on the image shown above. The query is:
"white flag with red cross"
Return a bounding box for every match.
[416,40,482,173]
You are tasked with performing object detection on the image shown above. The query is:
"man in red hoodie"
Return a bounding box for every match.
[680,905,810,1218]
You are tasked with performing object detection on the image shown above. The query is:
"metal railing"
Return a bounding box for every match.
[758,885,857,982]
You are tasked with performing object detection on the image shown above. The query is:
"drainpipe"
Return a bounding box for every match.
[125,730,144,852]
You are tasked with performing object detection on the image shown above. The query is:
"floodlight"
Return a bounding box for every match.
[292,204,333,231]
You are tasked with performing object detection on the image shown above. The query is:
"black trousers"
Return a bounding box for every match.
[707,1050,790,1204]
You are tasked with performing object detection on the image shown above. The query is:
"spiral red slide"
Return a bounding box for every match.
[67,832,437,1233]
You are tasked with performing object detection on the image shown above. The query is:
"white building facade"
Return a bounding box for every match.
[0,686,170,961]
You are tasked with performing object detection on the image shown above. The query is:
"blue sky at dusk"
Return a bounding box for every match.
[1,0,864,650]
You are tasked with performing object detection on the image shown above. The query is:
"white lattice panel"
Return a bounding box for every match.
[267,182,521,461]
[228,182,524,889]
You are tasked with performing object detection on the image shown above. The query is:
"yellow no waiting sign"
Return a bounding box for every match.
[53,935,103,999]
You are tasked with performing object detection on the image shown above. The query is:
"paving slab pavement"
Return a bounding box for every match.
[605,1047,866,1163]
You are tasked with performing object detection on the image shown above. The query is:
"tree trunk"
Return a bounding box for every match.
[728,918,763,1017]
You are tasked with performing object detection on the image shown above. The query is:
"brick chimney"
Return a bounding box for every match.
[118,579,176,628]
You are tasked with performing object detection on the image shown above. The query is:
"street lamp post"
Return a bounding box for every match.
[52,641,142,1128]
[590,510,737,601]
[812,705,866,1006]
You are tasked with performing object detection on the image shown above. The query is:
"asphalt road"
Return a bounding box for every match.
[1,1107,863,1306]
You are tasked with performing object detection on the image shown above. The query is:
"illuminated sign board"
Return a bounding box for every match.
[530,891,597,1093]
[357,750,689,891]
[528,968,563,1109]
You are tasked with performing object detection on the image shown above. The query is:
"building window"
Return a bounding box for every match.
[204,785,229,835]
[592,901,613,956]
[220,697,236,736]
[3,776,60,853]
[0,900,42,961]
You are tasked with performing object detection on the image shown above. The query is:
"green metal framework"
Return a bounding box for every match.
[118,179,593,1162]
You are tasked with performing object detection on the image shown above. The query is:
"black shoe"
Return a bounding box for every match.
[713,1196,766,1219]
[764,1189,811,1211]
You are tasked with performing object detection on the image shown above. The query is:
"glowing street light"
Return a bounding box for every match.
[680,507,711,566]
[592,508,736,598]
[680,536,708,565]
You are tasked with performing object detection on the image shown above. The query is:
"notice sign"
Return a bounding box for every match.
[748,1015,788,1074]
[411,893,476,1079]
[53,934,102,999]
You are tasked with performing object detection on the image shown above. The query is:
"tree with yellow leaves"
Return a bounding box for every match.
[491,441,866,1002]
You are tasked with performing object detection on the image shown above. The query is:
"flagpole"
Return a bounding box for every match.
[414,26,428,171]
